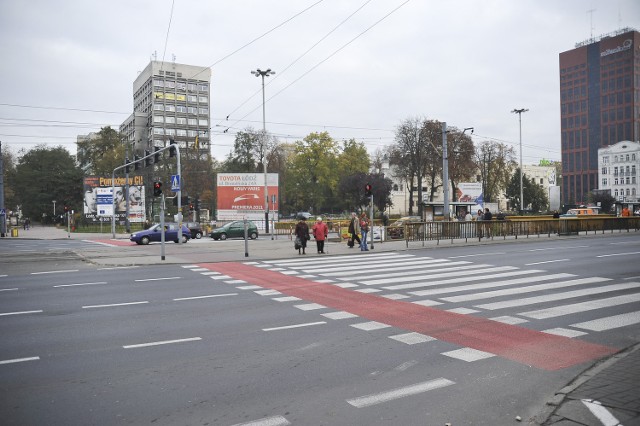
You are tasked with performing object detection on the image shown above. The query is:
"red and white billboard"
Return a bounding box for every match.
[216,173,279,224]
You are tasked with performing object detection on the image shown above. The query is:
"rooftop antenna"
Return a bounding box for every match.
[587,8,596,38]
[152,51,157,61]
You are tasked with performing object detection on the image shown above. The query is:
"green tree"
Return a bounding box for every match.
[505,168,549,213]
[13,145,83,220]
[76,126,125,176]
[446,127,475,201]
[588,190,616,213]
[285,132,339,213]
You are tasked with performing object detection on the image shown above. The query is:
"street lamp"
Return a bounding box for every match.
[251,68,275,234]
[511,108,528,213]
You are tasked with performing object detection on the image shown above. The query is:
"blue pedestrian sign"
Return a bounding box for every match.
[171,175,180,192]
[0,208,5,215]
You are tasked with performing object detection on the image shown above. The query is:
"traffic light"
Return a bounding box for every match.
[365,183,372,198]
[153,181,162,197]
[125,158,131,174]
[144,150,152,167]
[134,155,141,170]
[189,203,194,211]
[195,197,200,210]
[154,146,161,164]
[169,138,176,157]
[64,205,69,213]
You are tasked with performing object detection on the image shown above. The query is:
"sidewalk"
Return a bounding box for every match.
[4,225,640,425]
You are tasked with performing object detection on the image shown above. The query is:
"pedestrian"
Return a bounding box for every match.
[484,207,493,238]
[464,210,472,221]
[476,209,484,238]
[553,210,560,219]
[621,207,630,217]
[359,212,370,251]
[312,217,328,254]
[348,212,361,248]
[294,216,310,255]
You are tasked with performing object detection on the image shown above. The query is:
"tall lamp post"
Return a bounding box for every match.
[251,68,275,234]
[511,108,528,214]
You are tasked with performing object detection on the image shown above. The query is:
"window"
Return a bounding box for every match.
[153,104,163,111]
[602,167,608,175]
[188,118,197,126]
[165,117,175,124]
[198,84,208,91]
[165,128,176,136]
[176,105,187,113]
[540,178,544,184]
[153,127,164,135]
[198,107,208,114]
[614,178,619,185]
[187,83,197,91]
[602,178,608,186]
[153,116,164,123]
[165,105,175,112]
[198,96,208,103]
[177,117,187,125]
[153,79,163,87]
[187,130,198,137]
[176,129,187,137]
[187,95,198,102]
[602,156,609,164]
[614,167,618,176]
[177,82,186,90]
[165,81,175,89]
[198,119,208,126]
[188,107,198,114]
[626,154,630,162]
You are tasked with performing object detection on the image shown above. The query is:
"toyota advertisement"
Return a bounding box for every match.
[216,173,279,226]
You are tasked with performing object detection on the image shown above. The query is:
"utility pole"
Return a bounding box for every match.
[0,141,5,237]
[251,68,275,235]
[442,122,449,219]
[512,108,528,213]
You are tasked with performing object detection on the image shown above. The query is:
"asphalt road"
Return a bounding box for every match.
[0,234,639,425]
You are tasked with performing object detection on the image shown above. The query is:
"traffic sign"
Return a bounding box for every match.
[0,208,5,215]
[171,175,180,192]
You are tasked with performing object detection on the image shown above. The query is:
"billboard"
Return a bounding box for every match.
[83,176,146,223]
[216,173,279,225]
[457,182,484,212]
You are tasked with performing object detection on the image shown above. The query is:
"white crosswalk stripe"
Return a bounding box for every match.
[246,252,640,336]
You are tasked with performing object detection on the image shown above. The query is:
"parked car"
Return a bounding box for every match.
[387,216,422,239]
[296,212,313,220]
[210,220,259,240]
[130,223,191,245]
[185,221,203,239]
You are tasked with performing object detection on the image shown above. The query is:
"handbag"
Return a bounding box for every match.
[294,236,302,250]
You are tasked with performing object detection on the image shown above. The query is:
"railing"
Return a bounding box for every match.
[401,217,640,246]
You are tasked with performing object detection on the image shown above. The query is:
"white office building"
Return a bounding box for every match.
[120,60,212,158]
[598,140,640,204]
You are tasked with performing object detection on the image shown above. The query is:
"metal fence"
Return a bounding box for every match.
[400,217,640,246]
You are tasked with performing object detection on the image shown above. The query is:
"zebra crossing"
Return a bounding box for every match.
[247,252,640,335]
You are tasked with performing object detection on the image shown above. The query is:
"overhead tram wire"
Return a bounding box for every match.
[226,0,412,131]
[159,0,176,74]
[0,103,128,115]
[218,0,374,129]
[187,0,325,82]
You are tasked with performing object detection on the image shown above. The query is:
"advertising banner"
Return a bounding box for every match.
[457,182,484,211]
[216,173,279,225]
[83,176,146,223]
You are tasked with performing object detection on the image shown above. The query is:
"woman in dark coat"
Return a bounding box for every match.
[294,217,310,255]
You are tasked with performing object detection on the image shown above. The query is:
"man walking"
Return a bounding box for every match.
[348,212,361,248]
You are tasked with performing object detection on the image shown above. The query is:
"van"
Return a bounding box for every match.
[561,207,599,217]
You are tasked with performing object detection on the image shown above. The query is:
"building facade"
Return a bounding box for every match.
[120,60,212,158]
[559,28,640,205]
[598,140,639,206]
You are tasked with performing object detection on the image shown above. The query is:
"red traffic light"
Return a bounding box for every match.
[153,181,162,197]
[365,183,372,197]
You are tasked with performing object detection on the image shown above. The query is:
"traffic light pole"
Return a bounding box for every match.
[112,144,181,241]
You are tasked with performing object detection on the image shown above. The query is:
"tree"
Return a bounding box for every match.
[474,140,516,203]
[284,132,339,213]
[505,168,549,213]
[76,126,125,176]
[588,190,616,213]
[13,145,84,220]
[446,127,475,201]
[391,118,440,216]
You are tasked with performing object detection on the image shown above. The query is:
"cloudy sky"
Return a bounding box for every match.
[1,0,639,164]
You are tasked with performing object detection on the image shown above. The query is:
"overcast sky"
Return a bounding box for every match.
[1,0,639,164]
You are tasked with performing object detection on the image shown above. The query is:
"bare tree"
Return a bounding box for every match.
[474,140,516,203]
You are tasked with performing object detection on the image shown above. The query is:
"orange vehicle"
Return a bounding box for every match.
[561,207,599,217]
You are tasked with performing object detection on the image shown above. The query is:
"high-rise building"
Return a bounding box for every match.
[559,27,640,205]
[120,60,212,158]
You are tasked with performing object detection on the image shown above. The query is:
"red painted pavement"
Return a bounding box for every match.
[203,262,618,371]
[87,239,136,247]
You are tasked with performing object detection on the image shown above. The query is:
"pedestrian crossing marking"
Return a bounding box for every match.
[389,332,436,345]
[542,328,588,338]
[442,348,495,362]
[406,270,544,294]
[571,310,640,332]
[351,321,391,331]
[321,311,358,320]
[521,292,640,320]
